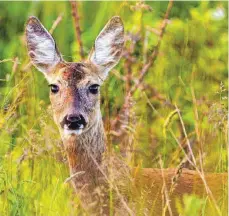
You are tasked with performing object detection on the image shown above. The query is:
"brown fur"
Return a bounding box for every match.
[132,168,227,215]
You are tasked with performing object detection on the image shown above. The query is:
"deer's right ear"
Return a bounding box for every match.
[89,16,124,80]
[25,16,62,75]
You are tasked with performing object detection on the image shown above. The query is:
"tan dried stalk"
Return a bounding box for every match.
[70,1,84,59]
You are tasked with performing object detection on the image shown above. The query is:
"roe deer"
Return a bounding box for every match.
[25,16,227,215]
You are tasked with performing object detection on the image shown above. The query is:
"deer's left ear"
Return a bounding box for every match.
[89,16,124,79]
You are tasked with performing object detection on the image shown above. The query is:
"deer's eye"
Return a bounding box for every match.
[49,84,59,94]
[89,84,100,94]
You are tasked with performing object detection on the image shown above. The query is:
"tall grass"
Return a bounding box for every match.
[0,1,227,215]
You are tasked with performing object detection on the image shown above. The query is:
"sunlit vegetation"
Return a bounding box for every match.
[0,1,227,215]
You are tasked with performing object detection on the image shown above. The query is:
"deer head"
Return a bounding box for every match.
[26,16,124,139]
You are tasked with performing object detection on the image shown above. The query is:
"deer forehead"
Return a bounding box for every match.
[47,62,103,87]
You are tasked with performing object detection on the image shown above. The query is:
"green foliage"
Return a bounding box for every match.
[0,1,227,215]
[176,194,205,216]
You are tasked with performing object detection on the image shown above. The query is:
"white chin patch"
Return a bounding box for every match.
[64,129,83,136]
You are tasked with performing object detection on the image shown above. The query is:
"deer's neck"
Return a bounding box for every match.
[62,115,106,192]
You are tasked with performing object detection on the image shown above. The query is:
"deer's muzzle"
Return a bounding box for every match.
[61,114,87,132]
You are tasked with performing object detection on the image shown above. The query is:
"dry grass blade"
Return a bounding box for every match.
[175,104,223,216]
[159,156,173,216]
[49,14,63,35]
[175,104,197,166]
[64,171,86,184]
[70,0,84,59]
[0,58,21,64]
[144,92,223,215]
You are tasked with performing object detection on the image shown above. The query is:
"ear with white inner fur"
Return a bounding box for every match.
[26,16,62,75]
[89,16,124,79]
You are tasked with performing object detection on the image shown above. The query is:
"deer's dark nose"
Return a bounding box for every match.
[67,115,81,123]
[63,114,87,130]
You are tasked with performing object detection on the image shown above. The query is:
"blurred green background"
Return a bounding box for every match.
[0,1,227,215]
